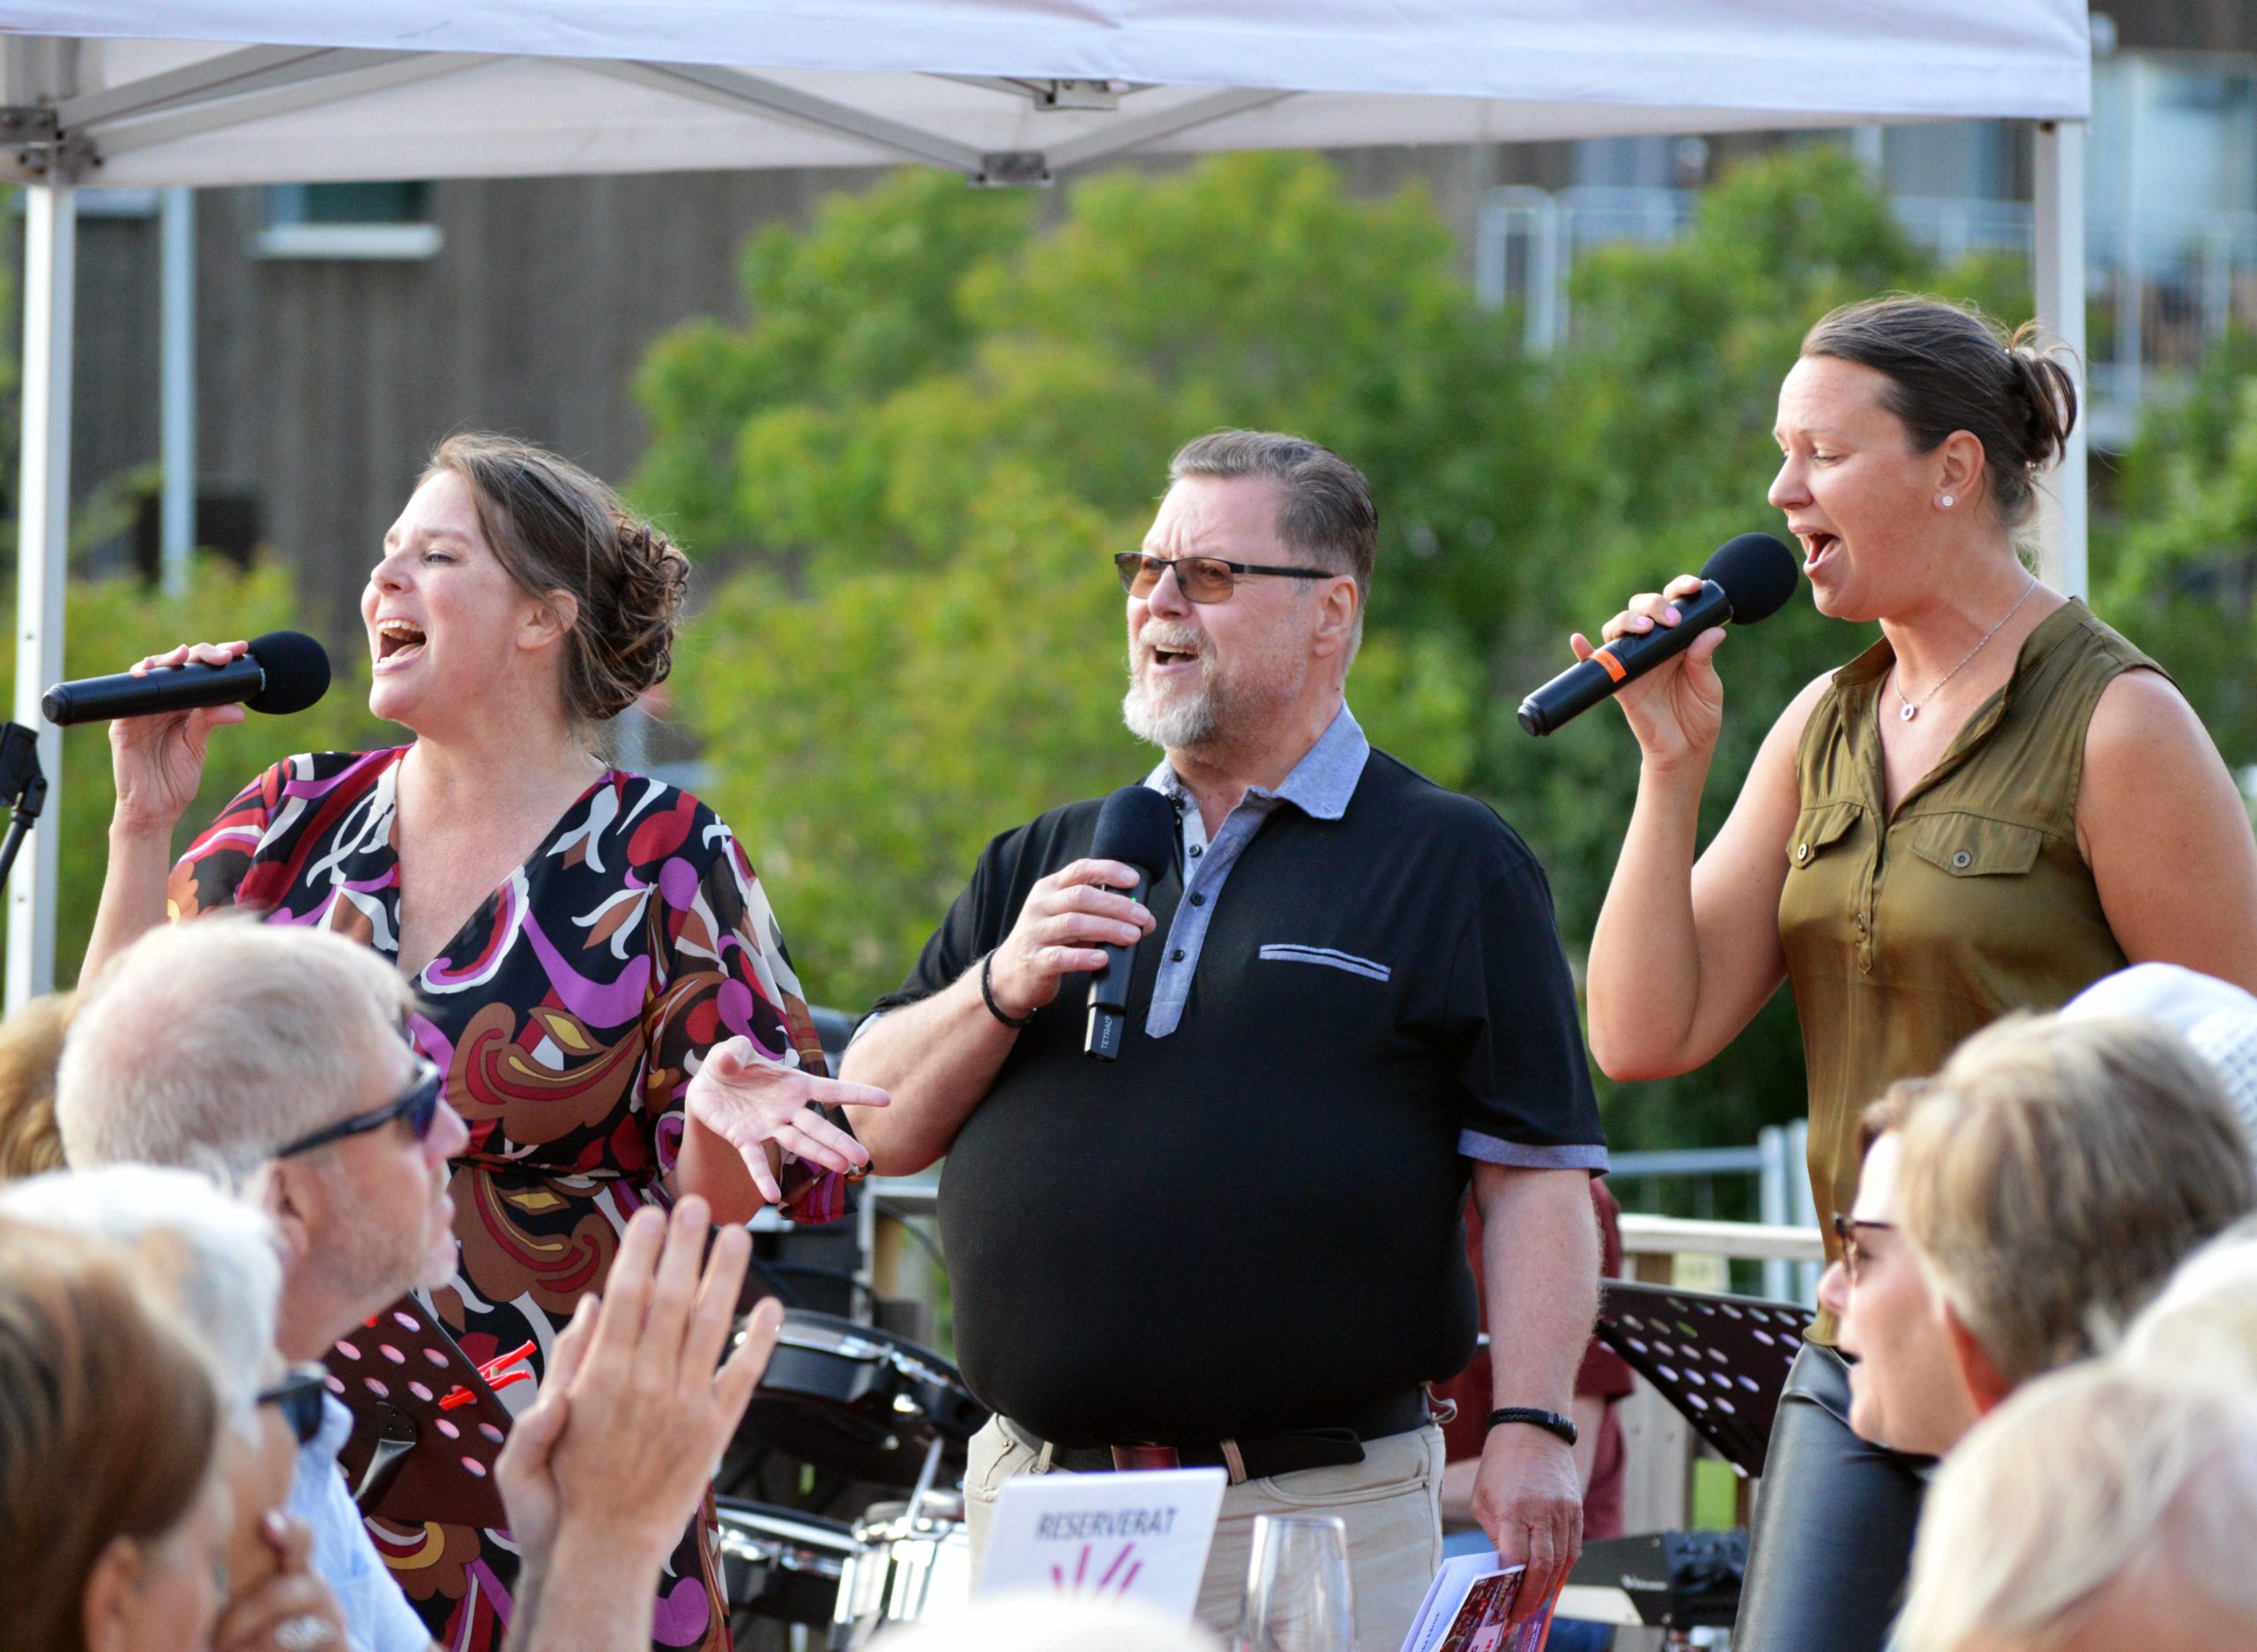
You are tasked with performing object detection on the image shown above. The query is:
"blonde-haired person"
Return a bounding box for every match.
[74,434,887,1652]
[1575,294,2257,1652]
[1895,1366,2257,1651]
[0,991,72,1179]
[0,1217,233,1652]
[1814,1015,2254,1471]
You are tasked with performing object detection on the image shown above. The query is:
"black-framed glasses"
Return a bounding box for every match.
[274,1056,444,1160]
[1114,551,1335,604]
[257,1364,330,1447]
[1830,1212,1897,1285]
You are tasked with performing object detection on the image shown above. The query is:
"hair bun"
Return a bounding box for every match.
[584,516,690,721]
[2004,324,2079,477]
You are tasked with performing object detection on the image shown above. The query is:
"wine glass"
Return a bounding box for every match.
[1235,1513,1356,1652]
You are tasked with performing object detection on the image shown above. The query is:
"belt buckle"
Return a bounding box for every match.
[1110,1444,1181,1471]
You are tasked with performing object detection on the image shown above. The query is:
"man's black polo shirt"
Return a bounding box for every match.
[872,718,1605,1447]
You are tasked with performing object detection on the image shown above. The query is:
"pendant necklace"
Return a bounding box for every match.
[1891,575,2039,723]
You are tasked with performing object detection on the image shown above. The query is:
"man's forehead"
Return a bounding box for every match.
[1147,474,1283,548]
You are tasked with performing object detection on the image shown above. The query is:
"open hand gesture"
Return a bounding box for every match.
[684,1038,889,1204]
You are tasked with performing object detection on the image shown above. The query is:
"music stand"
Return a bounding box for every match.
[1596,1279,1805,1476]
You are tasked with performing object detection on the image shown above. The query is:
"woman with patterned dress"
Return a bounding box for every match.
[82,434,886,1652]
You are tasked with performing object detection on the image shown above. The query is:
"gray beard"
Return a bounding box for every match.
[1121,672,1219,751]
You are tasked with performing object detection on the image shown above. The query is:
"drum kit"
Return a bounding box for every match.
[724,1309,988,1648]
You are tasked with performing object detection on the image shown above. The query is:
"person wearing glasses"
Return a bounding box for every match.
[842,430,1606,1651]
[76,435,881,1652]
[1814,1014,2250,1470]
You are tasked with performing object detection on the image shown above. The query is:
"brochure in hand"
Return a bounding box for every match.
[1398,1553,1561,1652]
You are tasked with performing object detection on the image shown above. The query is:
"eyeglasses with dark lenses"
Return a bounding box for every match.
[1830,1212,1897,1285]
[273,1056,444,1160]
[1114,551,1334,604]
[257,1364,330,1447]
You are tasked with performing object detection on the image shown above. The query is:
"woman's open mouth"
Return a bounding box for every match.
[1801,532,1841,573]
[376,620,427,669]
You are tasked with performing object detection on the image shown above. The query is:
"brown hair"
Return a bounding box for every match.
[1898,1013,2256,1388]
[1857,1075,1931,1162]
[0,993,72,1181]
[424,433,689,724]
[1800,296,2078,531]
[1168,430,1379,602]
[0,1220,220,1652]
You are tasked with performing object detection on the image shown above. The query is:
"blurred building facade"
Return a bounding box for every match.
[53,3,2257,627]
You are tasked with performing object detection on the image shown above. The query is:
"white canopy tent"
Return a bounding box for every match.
[0,2,2093,1002]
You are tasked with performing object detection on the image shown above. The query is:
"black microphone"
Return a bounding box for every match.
[1084,784,1179,1061]
[1517,534,1799,737]
[41,630,332,727]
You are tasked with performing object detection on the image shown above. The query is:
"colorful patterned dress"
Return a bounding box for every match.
[171,748,845,1652]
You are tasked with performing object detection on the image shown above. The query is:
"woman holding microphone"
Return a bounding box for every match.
[1578,296,2257,1650]
[81,434,883,1652]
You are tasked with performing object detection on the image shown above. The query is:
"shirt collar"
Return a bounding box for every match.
[1141,703,1370,821]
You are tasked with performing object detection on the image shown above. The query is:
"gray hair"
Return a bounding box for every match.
[0,1165,283,1437]
[57,919,418,1186]
[1168,430,1377,645]
[1897,1366,2257,1650]
[2115,1217,2257,1388]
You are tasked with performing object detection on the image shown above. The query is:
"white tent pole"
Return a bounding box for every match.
[2033,118,2088,599]
[9,182,73,1008]
[160,186,195,599]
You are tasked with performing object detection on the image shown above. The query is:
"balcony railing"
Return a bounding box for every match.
[1475,183,2257,446]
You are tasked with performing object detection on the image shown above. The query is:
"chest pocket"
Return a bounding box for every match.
[1256,943,1391,983]
[1786,802,1864,873]
[1899,813,2046,879]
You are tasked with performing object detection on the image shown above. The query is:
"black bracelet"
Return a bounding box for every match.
[1486,1407,1577,1447]
[980,951,1035,1030]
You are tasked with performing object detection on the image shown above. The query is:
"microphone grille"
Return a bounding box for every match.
[1701,533,1800,626]
[1089,785,1179,882]
[244,630,332,717]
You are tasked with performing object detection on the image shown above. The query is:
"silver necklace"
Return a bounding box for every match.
[1891,576,2039,723]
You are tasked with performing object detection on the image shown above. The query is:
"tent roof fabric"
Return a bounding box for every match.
[0,3,2090,189]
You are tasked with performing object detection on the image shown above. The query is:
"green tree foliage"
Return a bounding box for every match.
[631,145,2060,1165]
[13,561,387,985]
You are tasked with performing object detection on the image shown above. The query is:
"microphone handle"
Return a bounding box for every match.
[1084,869,1151,1062]
[1517,580,1732,736]
[41,658,267,727]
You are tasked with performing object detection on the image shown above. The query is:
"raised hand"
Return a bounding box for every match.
[985,858,1157,1021]
[1569,573,1727,770]
[108,639,250,832]
[684,1038,889,1205]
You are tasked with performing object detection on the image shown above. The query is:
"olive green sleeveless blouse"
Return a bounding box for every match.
[1779,599,2163,1341]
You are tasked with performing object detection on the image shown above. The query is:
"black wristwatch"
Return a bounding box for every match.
[1486,1407,1577,1447]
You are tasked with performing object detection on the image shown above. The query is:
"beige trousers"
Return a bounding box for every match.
[965,1415,1445,1652]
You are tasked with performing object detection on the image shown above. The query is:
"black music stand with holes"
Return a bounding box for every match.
[1596,1279,1806,1476]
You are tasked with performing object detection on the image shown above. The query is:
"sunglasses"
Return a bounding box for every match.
[1114,551,1334,604]
[1830,1212,1897,1286]
[257,1364,330,1447]
[274,1055,444,1160]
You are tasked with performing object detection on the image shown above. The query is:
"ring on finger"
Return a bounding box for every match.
[273,1617,338,1652]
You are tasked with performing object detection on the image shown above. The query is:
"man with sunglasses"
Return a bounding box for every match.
[844,430,1607,1648]
[58,919,466,1652]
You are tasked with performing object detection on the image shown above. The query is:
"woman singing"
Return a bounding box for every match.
[1575,297,2257,1650]
[83,434,883,1652]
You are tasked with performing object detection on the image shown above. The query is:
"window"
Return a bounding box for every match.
[254,182,441,260]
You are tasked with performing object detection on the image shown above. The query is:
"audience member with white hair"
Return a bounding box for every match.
[2113,1216,2257,1387]
[1895,1366,2257,1650]
[2064,960,2257,1154]
[0,1216,234,1652]
[0,1164,346,1650]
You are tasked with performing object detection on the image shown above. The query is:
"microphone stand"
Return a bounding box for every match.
[0,724,48,892]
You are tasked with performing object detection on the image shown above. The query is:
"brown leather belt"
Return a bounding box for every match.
[1024,1388,1432,1485]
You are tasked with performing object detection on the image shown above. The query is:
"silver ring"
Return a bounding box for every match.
[273,1616,337,1652]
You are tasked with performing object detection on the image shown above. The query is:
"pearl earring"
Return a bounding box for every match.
[1938,493,1955,510]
